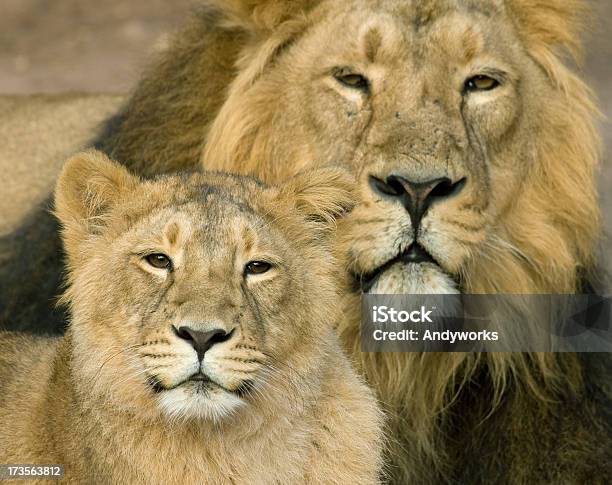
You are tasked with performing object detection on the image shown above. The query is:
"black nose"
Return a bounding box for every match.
[370,174,466,229]
[174,326,232,361]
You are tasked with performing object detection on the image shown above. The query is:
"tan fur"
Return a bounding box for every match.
[1,1,609,483]
[0,151,383,484]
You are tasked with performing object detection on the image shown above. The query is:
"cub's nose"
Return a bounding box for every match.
[369,174,466,229]
[174,326,233,361]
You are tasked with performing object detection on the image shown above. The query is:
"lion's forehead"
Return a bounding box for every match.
[316,0,513,63]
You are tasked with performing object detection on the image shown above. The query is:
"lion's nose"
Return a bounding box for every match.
[174,326,233,361]
[369,174,466,229]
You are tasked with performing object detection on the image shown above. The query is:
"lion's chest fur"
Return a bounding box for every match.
[83,417,316,485]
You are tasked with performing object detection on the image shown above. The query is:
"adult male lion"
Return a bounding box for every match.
[1,0,610,483]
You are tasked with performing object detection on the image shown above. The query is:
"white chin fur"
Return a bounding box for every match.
[158,386,244,423]
[370,262,459,294]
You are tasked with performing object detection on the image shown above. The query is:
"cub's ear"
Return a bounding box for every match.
[278,166,356,229]
[54,150,138,246]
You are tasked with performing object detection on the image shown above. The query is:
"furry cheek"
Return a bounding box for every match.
[201,344,264,392]
[339,208,410,273]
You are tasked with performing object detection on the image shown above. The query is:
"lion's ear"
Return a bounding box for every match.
[207,0,318,32]
[54,150,138,250]
[278,167,356,229]
[507,0,588,60]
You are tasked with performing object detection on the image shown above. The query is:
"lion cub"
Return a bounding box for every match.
[0,151,383,484]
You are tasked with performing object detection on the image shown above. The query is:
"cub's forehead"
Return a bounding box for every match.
[130,173,278,247]
[145,171,270,213]
[163,171,268,198]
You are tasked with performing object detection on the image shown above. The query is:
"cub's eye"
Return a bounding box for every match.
[145,253,172,270]
[245,261,272,276]
[464,75,500,93]
[334,72,369,91]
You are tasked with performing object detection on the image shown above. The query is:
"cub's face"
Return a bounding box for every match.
[118,199,302,421]
[56,153,351,422]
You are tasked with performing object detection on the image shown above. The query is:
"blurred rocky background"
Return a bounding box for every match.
[0,0,610,271]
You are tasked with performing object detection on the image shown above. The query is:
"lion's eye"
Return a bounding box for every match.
[245,261,272,276]
[335,72,369,91]
[145,253,172,270]
[464,75,499,93]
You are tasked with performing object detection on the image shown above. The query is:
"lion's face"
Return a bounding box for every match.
[56,153,352,422]
[302,2,523,294]
[206,0,598,295]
